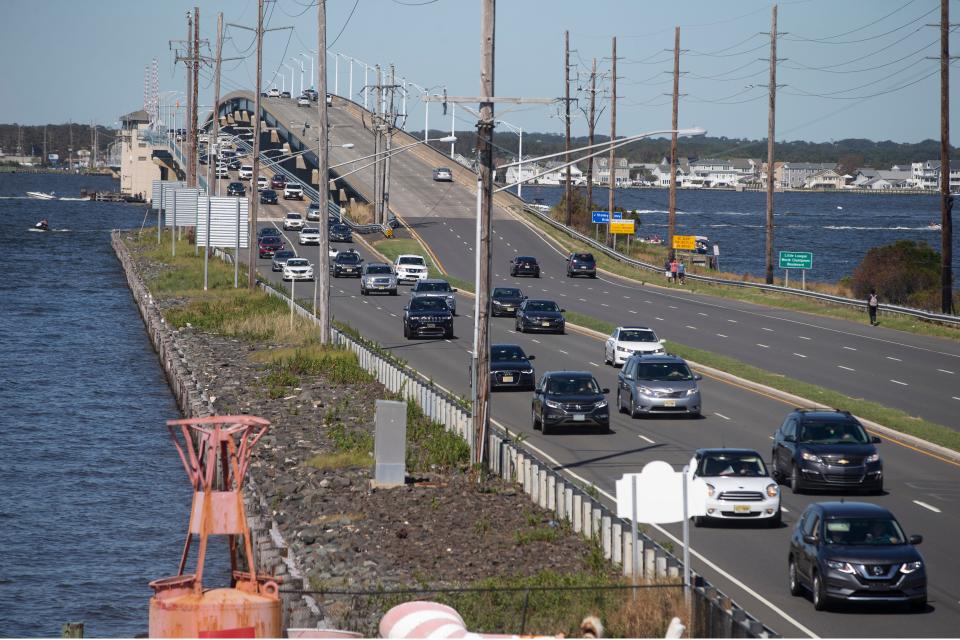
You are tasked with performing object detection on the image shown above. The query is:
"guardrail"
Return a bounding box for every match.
[248,272,777,638]
[519,204,960,327]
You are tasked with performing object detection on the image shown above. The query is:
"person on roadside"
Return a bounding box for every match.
[867,289,879,326]
[669,258,678,284]
[678,259,686,285]
[664,257,672,282]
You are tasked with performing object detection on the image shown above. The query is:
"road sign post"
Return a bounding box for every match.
[778,251,812,290]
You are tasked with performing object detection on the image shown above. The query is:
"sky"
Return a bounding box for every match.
[0,0,957,146]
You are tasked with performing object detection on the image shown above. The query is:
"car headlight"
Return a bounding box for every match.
[492,300,503,306]
[865,452,880,463]
[521,369,534,375]
[616,345,629,352]
[705,483,715,497]
[826,561,856,574]
[544,399,562,409]
[900,561,923,574]
[766,483,779,498]
[595,400,608,409]
[638,386,653,395]
[654,348,666,354]
[686,387,698,396]
[801,451,823,464]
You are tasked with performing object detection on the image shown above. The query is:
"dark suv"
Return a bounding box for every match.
[566,252,597,278]
[226,181,245,196]
[403,296,453,339]
[772,409,883,495]
[330,250,363,277]
[509,255,540,278]
[491,286,525,317]
[532,371,609,434]
[515,299,565,334]
[788,502,925,611]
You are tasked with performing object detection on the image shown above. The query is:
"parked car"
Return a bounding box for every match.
[329,223,353,243]
[686,449,781,527]
[226,181,245,196]
[788,502,925,611]
[267,88,281,97]
[259,189,278,205]
[238,165,253,180]
[771,409,883,495]
[306,202,321,221]
[271,249,296,272]
[410,279,458,315]
[281,257,314,282]
[490,344,535,391]
[257,235,284,258]
[271,175,287,190]
[228,158,242,171]
[604,326,666,366]
[297,95,311,107]
[330,250,363,277]
[532,371,609,434]
[515,299,565,334]
[394,254,429,283]
[403,296,453,339]
[283,183,304,200]
[298,227,320,245]
[616,353,702,418]
[360,263,398,296]
[433,167,453,182]
[491,286,525,317]
[283,213,305,230]
[509,255,540,278]
[566,252,597,278]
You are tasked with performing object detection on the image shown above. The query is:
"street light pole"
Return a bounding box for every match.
[302,52,315,91]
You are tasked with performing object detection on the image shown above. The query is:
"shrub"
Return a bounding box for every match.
[849,240,940,307]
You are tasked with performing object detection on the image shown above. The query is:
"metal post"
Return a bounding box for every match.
[669,27,679,253]
[348,57,353,100]
[334,52,339,95]
[682,465,691,607]
[608,36,617,244]
[424,95,429,142]
[234,197,240,288]
[450,102,456,158]
[363,64,369,109]
[172,195,177,257]
[631,474,639,590]
[940,0,953,313]
[564,30,572,226]
[517,125,523,200]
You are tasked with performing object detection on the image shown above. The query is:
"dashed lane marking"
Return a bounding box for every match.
[886,356,902,362]
[793,353,807,358]
[843,346,857,351]
[558,349,569,355]
[655,317,664,321]
[714,412,730,420]
[799,336,811,340]
[531,339,541,343]
[890,379,908,386]
[716,333,728,338]
[762,327,774,332]
[838,365,855,371]
[639,435,655,444]
[913,500,941,513]
[629,310,638,314]
[756,343,770,348]
[589,362,600,367]
[685,325,697,330]
[938,368,955,374]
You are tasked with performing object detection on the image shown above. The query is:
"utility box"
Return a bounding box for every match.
[374,400,407,488]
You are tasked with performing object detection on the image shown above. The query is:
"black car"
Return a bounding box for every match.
[515,299,565,334]
[271,249,296,272]
[788,502,925,611]
[226,181,245,196]
[532,371,609,434]
[509,255,540,278]
[566,252,597,278]
[330,250,363,277]
[490,344,535,391]
[491,287,526,317]
[228,158,242,171]
[772,409,883,494]
[257,226,281,240]
[257,235,284,258]
[329,223,353,243]
[259,189,278,205]
[403,296,454,339]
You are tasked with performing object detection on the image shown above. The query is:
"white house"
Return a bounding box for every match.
[537,161,585,186]
[802,168,846,189]
[591,157,630,187]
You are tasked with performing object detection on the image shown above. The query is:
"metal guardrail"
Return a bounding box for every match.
[520,204,960,327]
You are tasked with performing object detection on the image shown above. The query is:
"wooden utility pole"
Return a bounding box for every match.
[668,27,680,254]
[185,11,194,187]
[586,58,597,212]
[764,6,778,284]
[940,0,953,313]
[564,30,572,226]
[316,0,331,342]
[192,7,200,187]
[474,0,495,467]
[248,0,264,289]
[372,65,383,225]
[607,36,617,243]
[210,13,223,195]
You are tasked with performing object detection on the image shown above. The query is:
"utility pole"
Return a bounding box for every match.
[316,0,332,342]
[372,65,383,225]
[192,6,200,188]
[384,65,396,227]
[668,27,680,254]
[764,6,777,284]
[249,0,264,289]
[210,13,224,199]
[564,30,572,226]
[43,126,47,167]
[586,57,597,211]
[939,0,954,313]
[607,37,617,238]
[186,11,194,186]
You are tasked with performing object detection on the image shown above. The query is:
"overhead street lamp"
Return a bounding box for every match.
[300,51,315,91]
[496,119,523,199]
[283,62,296,96]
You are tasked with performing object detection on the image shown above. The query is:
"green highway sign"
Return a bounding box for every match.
[779,251,813,269]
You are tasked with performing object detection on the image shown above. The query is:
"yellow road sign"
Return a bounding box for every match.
[672,235,697,250]
[609,220,635,235]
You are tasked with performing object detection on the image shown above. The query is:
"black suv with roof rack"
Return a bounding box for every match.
[772,409,883,495]
[566,252,597,278]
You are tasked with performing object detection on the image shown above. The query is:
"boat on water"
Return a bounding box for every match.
[26,191,56,200]
[59,196,91,201]
[926,223,942,231]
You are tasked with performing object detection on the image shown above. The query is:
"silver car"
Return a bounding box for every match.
[410,278,457,315]
[360,262,398,295]
[616,353,702,418]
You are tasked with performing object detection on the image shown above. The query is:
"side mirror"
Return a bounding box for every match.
[560,308,566,313]
[871,436,881,444]
[523,295,528,299]
[909,534,923,545]
[403,306,409,311]
[601,388,610,395]
[659,339,665,344]
[694,374,703,381]
[802,534,818,545]
[527,355,536,360]
[451,288,458,292]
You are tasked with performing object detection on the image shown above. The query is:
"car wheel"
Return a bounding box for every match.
[591,273,597,279]
[812,572,829,611]
[403,324,410,339]
[629,393,641,419]
[871,478,884,496]
[541,414,551,435]
[361,288,367,295]
[510,269,515,277]
[516,321,524,333]
[693,515,705,528]
[768,508,782,528]
[788,558,802,597]
[444,327,454,339]
[604,349,611,366]
[390,289,398,296]
[532,407,541,430]
[790,465,804,495]
[909,597,927,613]
[617,389,626,414]
[771,457,782,483]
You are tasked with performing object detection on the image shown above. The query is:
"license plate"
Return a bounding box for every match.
[541,321,551,327]
[664,400,676,407]
[505,306,514,311]
[502,375,514,383]
[424,323,435,328]
[573,414,585,421]
[734,505,751,514]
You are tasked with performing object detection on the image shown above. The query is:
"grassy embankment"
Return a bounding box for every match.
[371,237,475,292]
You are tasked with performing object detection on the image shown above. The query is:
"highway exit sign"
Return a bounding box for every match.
[779,251,813,269]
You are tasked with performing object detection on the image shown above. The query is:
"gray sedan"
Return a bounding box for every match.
[616,354,702,418]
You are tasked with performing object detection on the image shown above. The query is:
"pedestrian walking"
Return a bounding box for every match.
[669,258,678,284]
[678,259,686,284]
[867,289,879,326]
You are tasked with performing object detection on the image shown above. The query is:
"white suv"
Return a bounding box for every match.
[238,165,253,180]
[604,326,665,366]
[283,212,305,230]
[394,254,428,283]
[283,183,303,200]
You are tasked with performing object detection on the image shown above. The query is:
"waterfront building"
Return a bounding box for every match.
[591,156,629,187]
[119,109,163,201]
[802,168,846,189]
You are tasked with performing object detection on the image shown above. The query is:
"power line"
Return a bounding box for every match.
[783,4,938,44]
[797,0,918,41]
[781,38,938,73]
[686,40,768,58]
[781,24,930,70]
[783,65,945,100]
[786,56,934,97]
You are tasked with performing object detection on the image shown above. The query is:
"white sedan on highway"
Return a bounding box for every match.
[604,326,666,366]
[687,448,781,527]
[283,212,305,230]
[282,257,314,282]
[298,227,320,245]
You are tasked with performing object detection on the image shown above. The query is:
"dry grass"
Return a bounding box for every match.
[306,451,372,470]
[349,202,375,224]
[605,581,688,639]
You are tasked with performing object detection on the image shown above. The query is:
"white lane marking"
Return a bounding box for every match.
[389,313,397,317]
[890,379,908,386]
[913,500,941,514]
[768,435,775,440]
[727,319,738,323]
[698,312,708,316]
[465,314,473,318]
[589,362,600,367]
[685,325,697,330]
[798,336,811,340]
[601,303,610,307]
[624,296,630,299]
[716,333,728,338]
[560,293,567,297]
[603,291,609,295]
[629,310,638,314]
[762,327,774,332]
[639,435,655,444]
[466,350,474,355]
[558,349,569,355]
[756,343,769,348]
[886,356,902,362]
[843,346,857,351]
[714,412,730,420]
[508,330,517,334]
[456,234,461,239]
[579,298,587,302]
[793,353,807,358]
[362,300,368,304]
[953,396,960,401]
[938,368,955,374]
[506,242,511,247]
[644,300,652,304]
[668,305,678,309]
[838,365,855,372]
[781,507,790,513]
[531,338,541,343]
[655,317,664,321]
[444,339,452,343]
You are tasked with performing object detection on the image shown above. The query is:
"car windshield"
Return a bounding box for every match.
[261,237,281,245]
[399,257,425,266]
[301,228,318,235]
[287,214,302,219]
[574,253,594,262]
[698,453,768,477]
[260,228,280,236]
[525,301,559,312]
[286,259,309,267]
[274,251,294,260]
[337,253,361,264]
[491,346,526,361]
[332,225,350,233]
[411,298,448,311]
[619,329,657,342]
[633,362,693,381]
[493,288,522,298]
[418,282,451,292]
[823,518,906,546]
[798,420,870,444]
[366,265,392,274]
[547,376,600,395]
[516,257,536,263]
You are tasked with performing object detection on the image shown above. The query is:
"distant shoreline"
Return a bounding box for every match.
[516,183,944,197]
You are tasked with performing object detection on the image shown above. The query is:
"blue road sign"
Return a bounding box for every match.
[613,211,623,220]
[591,211,610,224]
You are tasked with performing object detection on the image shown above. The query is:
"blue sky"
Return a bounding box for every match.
[0,0,956,144]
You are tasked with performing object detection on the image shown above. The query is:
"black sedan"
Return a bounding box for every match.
[271,249,296,272]
[330,250,363,277]
[789,502,925,611]
[515,299,565,334]
[532,371,609,434]
[259,189,278,205]
[403,297,453,339]
[772,409,883,494]
[329,223,353,243]
[226,181,246,196]
[490,344,535,391]
[491,286,525,317]
[509,255,540,277]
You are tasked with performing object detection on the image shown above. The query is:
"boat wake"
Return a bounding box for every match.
[824,225,940,231]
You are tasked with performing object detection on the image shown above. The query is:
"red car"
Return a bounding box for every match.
[258,235,284,258]
[270,175,286,189]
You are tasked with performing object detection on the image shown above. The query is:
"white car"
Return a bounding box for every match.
[686,449,781,527]
[282,257,314,282]
[256,175,269,190]
[283,183,304,200]
[215,165,230,178]
[238,165,253,180]
[604,326,666,366]
[298,227,320,245]
[283,213,305,230]
[297,95,311,107]
[267,88,281,98]
[394,254,428,283]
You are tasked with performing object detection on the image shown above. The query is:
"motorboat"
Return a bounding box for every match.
[26,191,56,200]
[35,219,49,231]
[926,222,942,231]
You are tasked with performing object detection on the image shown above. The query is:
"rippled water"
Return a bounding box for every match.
[522,185,958,283]
[0,173,191,637]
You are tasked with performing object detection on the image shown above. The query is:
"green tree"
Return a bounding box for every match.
[850,240,941,308]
